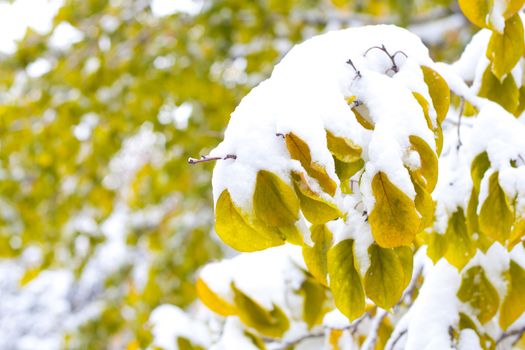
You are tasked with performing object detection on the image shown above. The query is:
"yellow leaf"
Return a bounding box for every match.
[471,152,490,192]
[412,177,435,232]
[364,244,413,309]
[479,172,514,243]
[326,130,362,163]
[500,261,525,330]
[422,66,450,123]
[303,224,333,286]
[458,0,491,28]
[515,85,525,117]
[327,239,365,321]
[444,208,476,270]
[425,231,448,264]
[409,135,438,191]
[232,283,290,338]
[504,0,525,19]
[352,104,375,130]
[301,276,327,329]
[334,157,364,194]
[458,266,500,324]
[292,172,342,225]
[509,218,525,249]
[177,337,204,350]
[369,172,421,248]
[253,170,299,227]
[215,190,284,252]
[412,92,433,130]
[487,14,525,81]
[479,66,520,114]
[196,278,237,316]
[329,329,343,350]
[285,133,337,196]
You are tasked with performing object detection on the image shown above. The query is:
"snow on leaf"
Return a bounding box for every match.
[486,14,525,81]
[457,266,500,324]
[285,132,337,196]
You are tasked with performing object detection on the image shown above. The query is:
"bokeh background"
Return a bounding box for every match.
[0,0,474,349]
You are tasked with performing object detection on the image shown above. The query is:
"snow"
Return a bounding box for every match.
[199,244,306,311]
[0,0,63,53]
[404,260,460,350]
[149,304,211,350]
[211,25,438,239]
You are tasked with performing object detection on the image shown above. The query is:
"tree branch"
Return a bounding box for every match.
[187,154,237,164]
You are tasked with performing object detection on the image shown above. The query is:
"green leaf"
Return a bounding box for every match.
[292,172,342,225]
[301,276,327,329]
[254,170,299,227]
[409,135,438,191]
[479,67,520,114]
[499,260,525,330]
[326,130,362,163]
[479,172,514,243]
[327,239,365,321]
[458,0,490,28]
[487,14,525,81]
[458,266,500,324]
[369,172,421,248]
[421,66,450,123]
[232,283,290,338]
[471,152,490,192]
[444,208,476,270]
[303,224,333,286]
[215,190,284,252]
[285,133,337,196]
[364,244,413,309]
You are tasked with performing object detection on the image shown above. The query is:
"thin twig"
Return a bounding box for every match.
[456,98,465,150]
[364,44,407,74]
[187,154,237,164]
[496,326,525,346]
[346,58,362,79]
[389,329,408,350]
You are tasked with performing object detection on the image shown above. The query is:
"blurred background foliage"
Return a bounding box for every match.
[0,0,474,348]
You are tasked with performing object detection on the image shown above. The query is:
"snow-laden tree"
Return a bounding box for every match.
[166,2,525,350]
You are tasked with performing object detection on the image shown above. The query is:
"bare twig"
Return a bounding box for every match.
[187,154,237,164]
[497,326,525,346]
[364,44,407,74]
[456,98,465,150]
[362,309,388,350]
[271,311,373,350]
[346,58,362,79]
[389,329,408,350]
